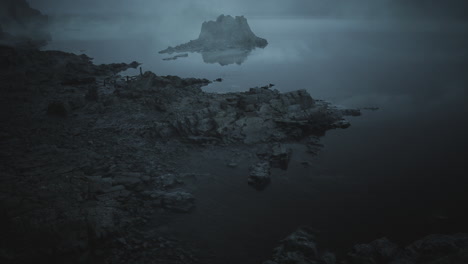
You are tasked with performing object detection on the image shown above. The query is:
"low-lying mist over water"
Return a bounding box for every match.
[2,0,468,263]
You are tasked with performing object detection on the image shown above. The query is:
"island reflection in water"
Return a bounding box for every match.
[201,49,252,66]
[162,48,253,66]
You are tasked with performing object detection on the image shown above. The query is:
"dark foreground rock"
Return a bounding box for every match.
[265,228,468,264]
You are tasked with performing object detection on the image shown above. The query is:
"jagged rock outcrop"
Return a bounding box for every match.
[159,14,268,55]
[0,0,51,47]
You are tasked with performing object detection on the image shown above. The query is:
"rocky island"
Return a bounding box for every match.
[159,14,268,65]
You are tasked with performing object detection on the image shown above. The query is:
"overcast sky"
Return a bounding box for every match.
[28,0,468,19]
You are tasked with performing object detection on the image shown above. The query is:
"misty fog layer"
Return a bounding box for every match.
[29,0,468,20]
[27,1,468,263]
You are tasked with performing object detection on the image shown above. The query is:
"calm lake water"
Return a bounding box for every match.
[45,16,468,263]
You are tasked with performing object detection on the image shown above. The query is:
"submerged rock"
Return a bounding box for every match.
[248,162,271,190]
[270,143,292,170]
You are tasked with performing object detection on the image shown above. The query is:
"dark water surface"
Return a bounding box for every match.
[46,17,468,263]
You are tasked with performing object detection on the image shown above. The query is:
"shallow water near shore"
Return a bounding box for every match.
[46,16,468,263]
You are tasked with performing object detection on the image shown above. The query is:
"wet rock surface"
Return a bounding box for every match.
[0,43,359,263]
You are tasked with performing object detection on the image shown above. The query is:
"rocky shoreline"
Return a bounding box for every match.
[0,43,355,263]
[1,44,465,264]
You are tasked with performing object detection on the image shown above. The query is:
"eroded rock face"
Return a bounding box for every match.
[160,15,267,54]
